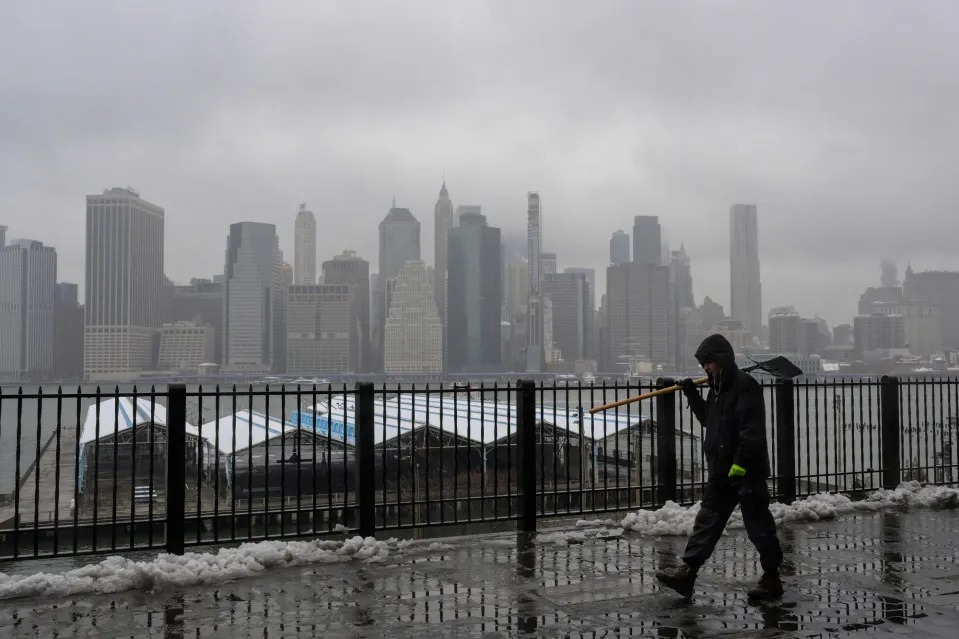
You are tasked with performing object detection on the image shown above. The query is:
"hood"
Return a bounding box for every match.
[694,334,737,371]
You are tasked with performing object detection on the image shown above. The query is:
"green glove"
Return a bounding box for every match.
[728,464,746,478]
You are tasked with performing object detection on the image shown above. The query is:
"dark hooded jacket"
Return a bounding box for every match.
[683,334,771,479]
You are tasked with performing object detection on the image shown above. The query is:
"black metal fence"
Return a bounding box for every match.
[0,376,956,561]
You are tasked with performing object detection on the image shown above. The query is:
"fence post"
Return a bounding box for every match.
[166,384,186,555]
[655,378,677,504]
[880,376,901,490]
[355,382,375,538]
[775,380,796,504]
[517,379,537,533]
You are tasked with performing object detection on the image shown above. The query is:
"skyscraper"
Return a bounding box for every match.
[294,203,317,285]
[454,204,481,228]
[563,267,597,360]
[632,216,662,266]
[605,262,672,368]
[379,206,421,281]
[286,285,355,374]
[540,252,557,277]
[904,267,959,350]
[373,205,421,371]
[384,260,442,373]
[322,250,371,371]
[0,225,6,248]
[609,230,630,265]
[544,272,590,363]
[433,181,453,327]
[447,211,502,373]
[670,245,694,309]
[84,187,164,380]
[730,204,763,341]
[526,192,543,371]
[0,239,57,382]
[223,222,283,373]
[54,282,84,381]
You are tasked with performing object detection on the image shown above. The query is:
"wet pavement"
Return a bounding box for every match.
[3,508,959,637]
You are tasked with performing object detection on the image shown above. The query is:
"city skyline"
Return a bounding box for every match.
[5,3,959,329]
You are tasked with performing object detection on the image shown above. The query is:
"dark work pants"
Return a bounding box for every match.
[682,476,784,575]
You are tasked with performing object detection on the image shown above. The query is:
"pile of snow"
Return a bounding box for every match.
[539,527,624,546]
[575,481,959,537]
[0,536,389,601]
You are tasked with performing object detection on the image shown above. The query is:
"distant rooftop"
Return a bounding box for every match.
[382,207,417,224]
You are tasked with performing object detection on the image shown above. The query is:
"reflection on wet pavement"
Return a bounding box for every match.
[4,509,959,637]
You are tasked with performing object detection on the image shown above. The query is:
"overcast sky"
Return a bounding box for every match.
[3,1,958,327]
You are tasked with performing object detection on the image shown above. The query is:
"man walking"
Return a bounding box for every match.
[656,334,784,600]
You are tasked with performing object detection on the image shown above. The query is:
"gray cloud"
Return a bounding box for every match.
[2,0,958,327]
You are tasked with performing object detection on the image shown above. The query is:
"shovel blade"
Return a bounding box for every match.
[747,356,804,379]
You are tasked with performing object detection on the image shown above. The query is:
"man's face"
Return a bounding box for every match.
[702,360,722,377]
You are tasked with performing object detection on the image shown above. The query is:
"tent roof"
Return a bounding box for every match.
[80,397,200,447]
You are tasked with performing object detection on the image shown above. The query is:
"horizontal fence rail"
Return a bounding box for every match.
[0,376,957,561]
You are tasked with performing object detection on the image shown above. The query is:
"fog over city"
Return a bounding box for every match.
[3,1,959,327]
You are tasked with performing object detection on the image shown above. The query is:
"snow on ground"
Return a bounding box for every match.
[0,536,390,601]
[575,481,959,536]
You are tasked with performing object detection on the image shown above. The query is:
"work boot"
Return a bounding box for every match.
[747,572,784,600]
[656,563,698,598]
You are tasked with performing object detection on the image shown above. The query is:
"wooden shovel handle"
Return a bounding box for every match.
[588,376,709,414]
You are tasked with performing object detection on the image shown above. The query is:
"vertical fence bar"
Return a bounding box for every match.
[880,376,901,490]
[517,379,537,533]
[775,380,796,504]
[655,378,677,505]
[355,382,375,538]
[166,384,187,555]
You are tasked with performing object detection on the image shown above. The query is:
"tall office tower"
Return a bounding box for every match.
[84,187,164,380]
[322,250,371,372]
[433,181,454,327]
[730,204,763,341]
[384,260,442,373]
[0,225,6,247]
[379,206,421,281]
[670,245,694,308]
[564,267,597,360]
[669,245,695,368]
[223,222,283,373]
[164,278,225,364]
[526,192,544,371]
[54,282,84,381]
[0,239,57,382]
[294,203,317,285]
[373,205,421,371]
[544,272,590,363]
[447,211,502,373]
[503,255,529,369]
[605,262,672,369]
[632,216,662,266]
[609,229,630,265]
[286,285,355,374]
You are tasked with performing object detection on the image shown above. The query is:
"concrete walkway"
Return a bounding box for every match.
[3,508,959,637]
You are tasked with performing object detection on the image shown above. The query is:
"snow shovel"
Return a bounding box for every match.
[588,355,804,414]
